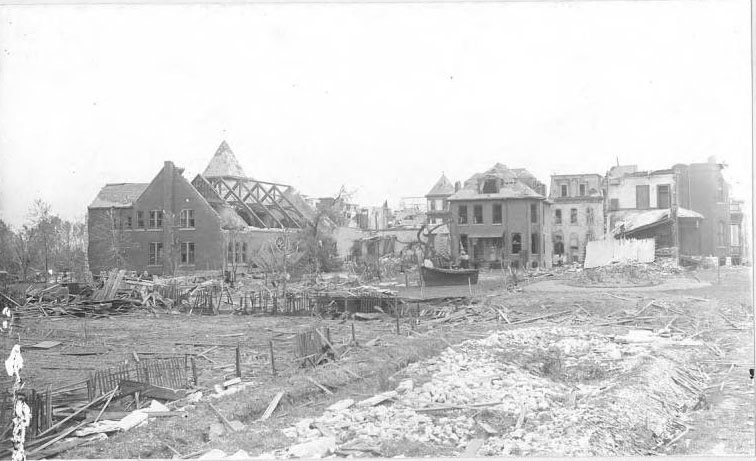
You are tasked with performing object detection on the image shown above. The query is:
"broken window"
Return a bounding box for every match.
[458,206,468,224]
[579,183,586,196]
[555,209,562,224]
[234,242,244,263]
[554,235,564,255]
[180,209,195,228]
[148,242,163,265]
[492,204,502,224]
[609,199,619,211]
[586,207,594,225]
[482,178,499,194]
[511,233,522,254]
[180,242,195,264]
[473,205,483,224]
[560,184,568,197]
[530,204,538,223]
[570,208,578,224]
[657,185,670,208]
[460,234,468,252]
[636,185,650,209]
[126,216,132,229]
[531,233,539,254]
[429,200,436,211]
[137,211,144,228]
[149,210,163,228]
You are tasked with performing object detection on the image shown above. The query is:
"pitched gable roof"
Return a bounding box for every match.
[202,141,248,179]
[426,174,455,196]
[89,183,149,208]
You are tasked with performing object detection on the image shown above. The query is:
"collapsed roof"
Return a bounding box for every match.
[613,208,704,236]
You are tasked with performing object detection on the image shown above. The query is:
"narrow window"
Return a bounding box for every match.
[530,204,538,223]
[657,185,670,208]
[458,205,468,224]
[636,185,650,209]
[555,209,562,224]
[126,216,133,229]
[579,183,586,196]
[511,233,522,254]
[473,205,483,224]
[531,233,539,254]
[149,210,163,228]
[227,241,234,261]
[181,242,195,264]
[180,209,195,228]
[570,208,578,224]
[492,204,502,224]
[610,199,619,211]
[148,242,163,265]
[586,208,594,225]
[137,211,144,228]
[242,242,248,263]
[429,200,436,211]
[560,184,568,197]
[718,221,726,246]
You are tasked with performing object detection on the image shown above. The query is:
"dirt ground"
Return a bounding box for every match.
[6,264,753,458]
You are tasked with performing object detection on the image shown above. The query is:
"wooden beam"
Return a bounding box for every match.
[236,180,290,228]
[213,178,268,228]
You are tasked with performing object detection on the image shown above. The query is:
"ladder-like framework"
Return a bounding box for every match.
[193,175,308,229]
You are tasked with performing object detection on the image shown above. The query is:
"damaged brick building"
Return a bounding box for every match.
[446,163,552,270]
[548,174,605,264]
[605,158,736,262]
[87,141,314,276]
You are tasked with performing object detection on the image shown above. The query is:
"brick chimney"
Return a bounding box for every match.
[162,161,176,273]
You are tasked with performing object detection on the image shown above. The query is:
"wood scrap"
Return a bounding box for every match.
[259,391,285,421]
[306,377,334,395]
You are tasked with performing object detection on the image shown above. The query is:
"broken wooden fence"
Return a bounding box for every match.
[0,387,53,440]
[295,327,333,367]
[87,357,187,400]
[237,291,316,315]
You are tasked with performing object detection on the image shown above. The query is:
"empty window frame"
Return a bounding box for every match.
[148,242,163,265]
[560,184,568,197]
[530,203,538,223]
[555,209,562,224]
[137,211,145,228]
[531,233,539,254]
[458,205,468,224]
[482,178,499,194]
[492,204,502,224]
[511,233,522,254]
[636,185,650,209]
[657,185,670,208]
[473,205,483,224]
[579,183,586,196]
[570,208,578,224]
[180,242,195,264]
[149,210,163,228]
[179,209,195,228]
[586,207,594,225]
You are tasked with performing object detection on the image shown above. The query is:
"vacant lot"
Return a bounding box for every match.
[4,264,752,458]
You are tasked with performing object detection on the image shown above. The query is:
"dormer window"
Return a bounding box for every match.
[482,178,500,194]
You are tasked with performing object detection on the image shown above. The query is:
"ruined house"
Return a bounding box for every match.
[448,163,552,270]
[605,165,704,258]
[88,141,314,276]
[425,174,455,226]
[548,174,605,264]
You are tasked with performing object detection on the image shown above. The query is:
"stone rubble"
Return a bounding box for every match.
[275,327,704,458]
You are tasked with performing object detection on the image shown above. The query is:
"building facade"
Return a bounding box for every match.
[548,174,605,264]
[88,142,312,276]
[425,174,455,226]
[448,164,552,270]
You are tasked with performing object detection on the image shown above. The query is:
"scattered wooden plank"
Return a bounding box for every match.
[464,438,485,457]
[119,380,187,401]
[508,310,571,325]
[259,391,285,421]
[207,402,238,433]
[306,377,334,395]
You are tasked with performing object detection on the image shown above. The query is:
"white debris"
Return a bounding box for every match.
[326,399,354,412]
[288,436,337,458]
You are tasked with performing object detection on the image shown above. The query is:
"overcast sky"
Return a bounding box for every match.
[0,0,751,227]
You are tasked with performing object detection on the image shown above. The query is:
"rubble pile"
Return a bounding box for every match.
[275,327,705,458]
[568,260,683,287]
